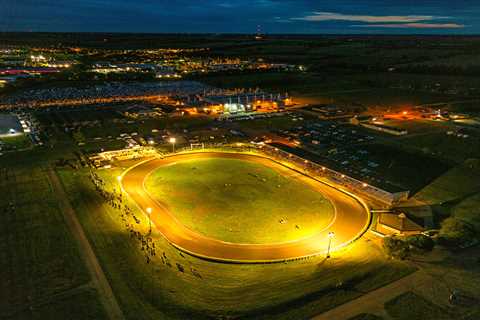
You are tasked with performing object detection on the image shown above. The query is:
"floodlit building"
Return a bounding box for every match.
[223,103,252,114]
[376,212,424,236]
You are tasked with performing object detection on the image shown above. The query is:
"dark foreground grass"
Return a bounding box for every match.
[0,134,32,150]
[385,291,453,320]
[9,287,106,320]
[58,165,414,320]
[347,314,384,320]
[0,163,106,319]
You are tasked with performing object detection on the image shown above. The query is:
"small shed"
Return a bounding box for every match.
[376,212,424,236]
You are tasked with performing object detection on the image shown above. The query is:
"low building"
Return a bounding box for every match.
[360,123,408,136]
[376,212,424,236]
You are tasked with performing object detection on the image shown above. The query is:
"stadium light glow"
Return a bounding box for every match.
[146,207,153,234]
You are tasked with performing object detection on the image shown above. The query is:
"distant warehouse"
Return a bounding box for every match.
[360,123,408,136]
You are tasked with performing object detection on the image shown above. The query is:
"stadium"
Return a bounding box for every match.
[120,149,371,263]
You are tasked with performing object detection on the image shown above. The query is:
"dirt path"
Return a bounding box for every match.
[48,169,125,320]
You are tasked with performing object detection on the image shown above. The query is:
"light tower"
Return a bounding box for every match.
[169,137,176,153]
[146,207,153,234]
[255,25,264,40]
[326,231,335,258]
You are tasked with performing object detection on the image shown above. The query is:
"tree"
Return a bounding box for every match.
[438,217,476,248]
[383,236,410,259]
[406,234,435,251]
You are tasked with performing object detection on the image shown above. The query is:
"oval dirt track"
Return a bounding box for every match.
[121,152,370,263]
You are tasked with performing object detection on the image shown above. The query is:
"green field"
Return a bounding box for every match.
[413,159,480,204]
[0,134,32,150]
[452,193,480,231]
[385,292,452,320]
[381,119,448,134]
[55,163,414,319]
[145,157,335,244]
[397,131,480,164]
[0,164,106,320]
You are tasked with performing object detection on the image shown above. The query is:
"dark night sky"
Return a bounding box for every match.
[1,0,479,34]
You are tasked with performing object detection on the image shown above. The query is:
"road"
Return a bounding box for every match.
[121,152,370,263]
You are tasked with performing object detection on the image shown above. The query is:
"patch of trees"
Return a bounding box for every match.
[383,234,435,259]
[438,217,478,248]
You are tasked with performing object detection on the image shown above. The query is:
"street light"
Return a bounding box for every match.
[116,176,123,197]
[326,231,335,259]
[169,137,176,153]
[146,207,153,234]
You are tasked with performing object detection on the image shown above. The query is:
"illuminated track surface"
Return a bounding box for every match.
[121,152,370,263]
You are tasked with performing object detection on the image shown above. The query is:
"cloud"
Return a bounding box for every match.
[353,23,465,29]
[292,12,446,23]
[290,10,465,30]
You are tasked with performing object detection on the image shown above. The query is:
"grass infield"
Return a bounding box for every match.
[144,157,335,244]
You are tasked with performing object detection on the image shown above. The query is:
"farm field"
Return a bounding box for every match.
[411,159,480,204]
[349,143,452,194]
[0,163,106,320]
[396,131,480,164]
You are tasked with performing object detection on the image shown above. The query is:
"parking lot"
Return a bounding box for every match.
[268,115,451,194]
